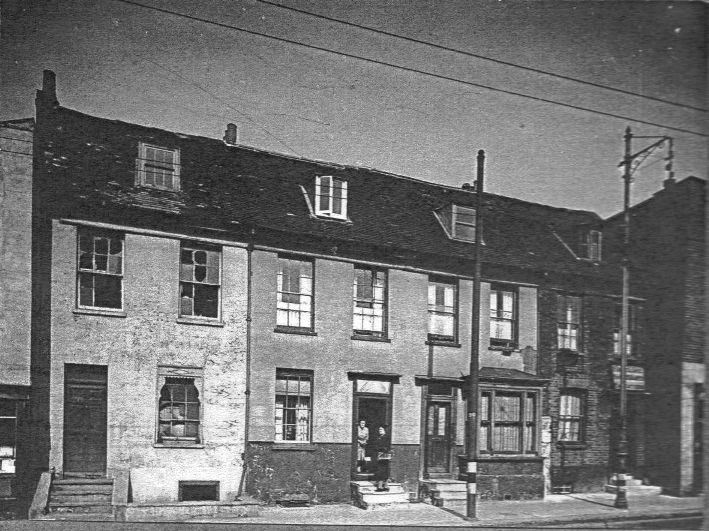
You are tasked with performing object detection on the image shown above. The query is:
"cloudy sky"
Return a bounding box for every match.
[1,0,706,217]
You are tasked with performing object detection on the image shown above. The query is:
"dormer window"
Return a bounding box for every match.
[435,204,477,242]
[137,142,180,191]
[315,175,347,220]
[578,230,602,261]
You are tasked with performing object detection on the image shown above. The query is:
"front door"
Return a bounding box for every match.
[425,401,452,474]
[351,377,393,477]
[63,364,107,475]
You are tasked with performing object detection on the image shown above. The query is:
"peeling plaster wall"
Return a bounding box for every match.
[48,221,248,502]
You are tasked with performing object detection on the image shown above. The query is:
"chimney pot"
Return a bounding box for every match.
[224,123,238,145]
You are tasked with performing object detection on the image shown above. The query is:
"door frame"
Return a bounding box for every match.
[422,383,457,478]
[63,364,108,475]
[348,372,398,478]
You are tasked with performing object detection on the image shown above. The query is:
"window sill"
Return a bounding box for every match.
[73,308,127,318]
[274,326,317,336]
[154,443,204,449]
[477,454,542,461]
[425,339,461,348]
[556,441,587,450]
[272,443,317,451]
[351,334,390,343]
[176,317,224,327]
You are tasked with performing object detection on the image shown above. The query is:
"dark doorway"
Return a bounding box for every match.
[63,364,107,475]
[425,401,452,474]
[351,379,393,478]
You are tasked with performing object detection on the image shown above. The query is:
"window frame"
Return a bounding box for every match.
[427,276,459,343]
[489,284,518,349]
[155,366,204,447]
[452,205,477,242]
[578,229,602,261]
[557,294,582,352]
[276,256,315,332]
[557,389,586,444]
[274,369,314,444]
[314,175,348,220]
[612,303,641,359]
[0,400,18,474]
[136,142,181,191]
[179,242,222,321]
[352,266,388,338]
[76,230,124,311]
[479,387,539,455]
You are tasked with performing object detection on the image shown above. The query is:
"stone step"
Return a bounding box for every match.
[431,489,467,501]
[358,492,410,509]
[426,482,467,493]
[49,501,113,514]
[604,484,663,495]
[51,493,112,504]
[355,484,406,495]
[53,484,113,494]
[54,477,113,486]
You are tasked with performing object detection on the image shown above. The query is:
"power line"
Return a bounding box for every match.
[111,0,707,138]
[0,148,32,157]
[256,0,706,114]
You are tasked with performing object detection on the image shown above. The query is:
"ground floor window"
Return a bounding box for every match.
[157,367,203,445]
[479,389,538,454]
[275,369,313,442]
[0,400,17,474]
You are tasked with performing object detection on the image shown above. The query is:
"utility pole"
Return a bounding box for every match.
[615,127,673,510]
[466,149,485,519]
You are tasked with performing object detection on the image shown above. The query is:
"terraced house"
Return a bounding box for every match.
[9,72,667,517]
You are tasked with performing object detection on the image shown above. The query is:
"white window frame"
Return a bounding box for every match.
[275,369,313,443]
[0,400,18,474]
[276,256,314,330]
[557,294,582,351]
[479,388,539,455]
[489,284,518,349]
[179,242,222,320]
[427,276,458,342]
[558,389,585,443]
[314,175,348,220]
[77,230,124,311]
[352,266,387,337]
[137,142,180,191]
[452,205,477,242]
[156,366,204,446]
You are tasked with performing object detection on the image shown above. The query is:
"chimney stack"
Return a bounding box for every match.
[223,123,238,145]
[39,70,59,106]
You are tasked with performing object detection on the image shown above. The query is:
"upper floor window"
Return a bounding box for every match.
[428,276,458,342]
[0,400,19,474]
[490,284,517,349]
[157,366,203,445]
[180,243,220,319]
[277,257,314,330]
[435,204,478,242]
[558,389,585,443]
[353,266,387,337]
[77,231,123,310]
[557,294,582,351]
[275,369,313,442]
[578,230,602,261]
[613,303,641,358]
[137,142,180,191]
[479,389,537,454]
[315,175,347,220]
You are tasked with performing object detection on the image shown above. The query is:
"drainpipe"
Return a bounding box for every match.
[236,227,255,499]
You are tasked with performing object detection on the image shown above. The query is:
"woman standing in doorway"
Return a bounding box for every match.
[371,426,391,491]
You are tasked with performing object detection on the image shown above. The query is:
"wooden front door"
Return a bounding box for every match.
[425,401,452,474]
[63,364,107,474]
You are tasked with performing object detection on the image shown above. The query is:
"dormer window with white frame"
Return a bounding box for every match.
[137,142,180,191]
[315,175,347,220]
[578,229,602,261]
[435,204,478,242]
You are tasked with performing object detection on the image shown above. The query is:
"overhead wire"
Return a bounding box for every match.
[256,0,706,113]
[111,0,707,138]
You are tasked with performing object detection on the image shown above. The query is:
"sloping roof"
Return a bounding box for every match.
[36,104,619,285]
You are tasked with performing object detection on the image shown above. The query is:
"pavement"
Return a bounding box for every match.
[175,492,704,528]
[1,492,703,529]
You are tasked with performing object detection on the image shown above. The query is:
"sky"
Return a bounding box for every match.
[1,0,706,218]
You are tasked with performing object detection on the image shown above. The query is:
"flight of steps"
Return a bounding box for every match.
[605,474,662,495]
[40,476,114,520]
[350,481,410,510]
[419,478,467,513]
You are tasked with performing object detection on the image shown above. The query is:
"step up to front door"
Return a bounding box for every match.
[41,477,114,519]
[604,475,662,495]
[350,481,410,510]
[420,478,467,510]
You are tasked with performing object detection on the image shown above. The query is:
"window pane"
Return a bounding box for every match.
[332,179,343,215]
[495,394,520,422]
[94,275,122,309]
[318,176,331,211]
[193,284,219,318]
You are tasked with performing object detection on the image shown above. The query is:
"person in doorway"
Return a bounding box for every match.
[357,419,369,472]
[370,425,391,491]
